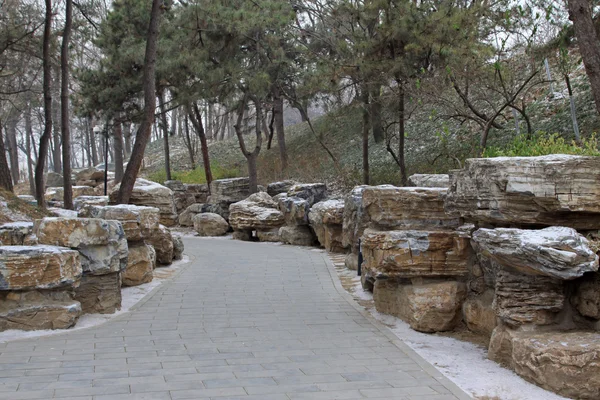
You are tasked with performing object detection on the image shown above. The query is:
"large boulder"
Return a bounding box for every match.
[81,205,160,242]
[363,186,460,230]
[34,218,128,276]
[408,174,450,188]
[0,291,81,332]
[0,222,35,245]
[279,225,315,246]
[72,196,109,212]
[165,180,196,215]
[46,172,63,188]
[446,155,600,229]
[229,193,285,231]
[75,167,105,182]
[462,290,497,337]
[572,272,600,319]
[146,224,174,265]
[122,243,155,286]
[185,184,210,204]
[361,228,471,279]
[172,235,184,260]
[208,178,250,220]
[278,195,310,226]
[471,227,598,280]
[267,180,296,197]
[45,186,95,202]
[309,200,345,253]
[179,203,224,226]
[287,183,327,206]
[373,279,466,333]
[193,213,229,237]
[342,185,370,257]
[0,245,81,290]
[73,272,122,314]
[489,327,600,399]
[110,179,177,227]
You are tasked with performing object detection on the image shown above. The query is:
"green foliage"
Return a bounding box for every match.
[148,162,240,184]
[483,132,600,157]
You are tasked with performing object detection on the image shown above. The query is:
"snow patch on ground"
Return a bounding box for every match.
[0,255,190,344]
[336,265,568,400]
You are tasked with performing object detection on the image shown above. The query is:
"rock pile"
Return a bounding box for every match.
[229,192,284,241]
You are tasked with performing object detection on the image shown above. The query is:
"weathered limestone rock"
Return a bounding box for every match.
[345,253,359,271]
[82,205,160,242]
[35,218,128,275]
[446,155,600,229]
[0,222,34,245]
[342,185,370,257]
[278,195,310,225]
[179,203,224,226]
[363,186,460,230]
[207,178,250,220]
[361,228,471,279]
[172,235,184,260]
[374,279,466,333]
[0,245,81,290]
[287,183,327,206]
[472,227,598,280]
[267,180,296,197]
[256,229,280,242]
[463,290,497,336]
[185,184,210,204]
[488,324,520,368]
[110,179,178,227]
[309,200,345,253]
[17,195,37,206]
[0,291,81,331]
[229,193,285,231]
[122,243,155,286]
[193,213,229,237]
[72,196,109,212]
[45,186,95,202]
[279,225,314,246]
[73,272,121,314]
[572,272,600,319]
[232,230,252,241]
[46,171,63,188]
[165,180,198,214]
[494,267,564,326]
[408,174,450,188]
[75,167,104,182]
[512,331,600,399]
[146,224,174,265]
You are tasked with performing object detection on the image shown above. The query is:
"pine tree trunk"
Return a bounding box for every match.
[123,122,132,158]
[398,82,407,186]
[113,118,125,183]
[52,64,62,173]
[361,89,370,185]
[89,116,98,165]
[25,102,35,195]
[247,152,258,194]
[35,0,54,207]
[61,0,73,209]
[370,84,384,143]
[5,116,19,185]
[189,103,213,186]
[273,89,288,174]
[183,114,196,169]
[0,118,14,192]
[568,0,600,115]
[158,90,171,181]
[116,0,163,204]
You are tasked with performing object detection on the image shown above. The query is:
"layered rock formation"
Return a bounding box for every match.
[342,185,369,270]
[267,180,296,197]
[0,222,35,245]
[208,177,250,220]
[0,291,81,331]
[45,186,95,202]
[407,174,450,188]
[110,179,177,227]
[122,243,155,286]
[193,213,229,237]
[309,200,346,253]
[230,192,284,240]
[165,180,209,215]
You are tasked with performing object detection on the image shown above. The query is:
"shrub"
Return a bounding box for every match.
[483,132,600,158]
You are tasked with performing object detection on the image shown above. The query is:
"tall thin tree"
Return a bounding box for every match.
[61,0,74,209]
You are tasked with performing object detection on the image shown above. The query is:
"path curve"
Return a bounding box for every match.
[0,238,470,400]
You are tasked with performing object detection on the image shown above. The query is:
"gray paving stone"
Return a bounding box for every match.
[0,238,467,400]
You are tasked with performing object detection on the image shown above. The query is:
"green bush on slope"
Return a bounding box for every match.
[483,132,600,157]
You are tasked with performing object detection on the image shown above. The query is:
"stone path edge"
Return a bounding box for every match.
[0,252,196,345]
[316,249,473,400]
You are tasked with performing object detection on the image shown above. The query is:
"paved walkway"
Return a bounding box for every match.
[0,238,470,400]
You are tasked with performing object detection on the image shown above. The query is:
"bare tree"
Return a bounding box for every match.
[61,0,73,209]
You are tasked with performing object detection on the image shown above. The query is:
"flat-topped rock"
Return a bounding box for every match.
[472,227,598,280]
[229,193,285,231]
[75,167,105,182]
[110,179,177,227]
[0,245,81,290]
[0,291,81,331]
[122,242,155,286]
[363,186,460,230]
[209,177,250,205]
[72,195,109,211]
[0,222,35,245]
[193,213,229,237]
[309,200,345,252]
[446,155,600,229]
[287,183,327,206]
[408,174,450,188]
[81,204,160,241]
[267,180,296,197]
[45,186,95,202]
[361,228,471,279]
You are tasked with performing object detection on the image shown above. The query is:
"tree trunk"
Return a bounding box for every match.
[158,90,171,181]
[116,0,163,204]
[568,0,600,115]
[61,0,73,209]
[35,0,54,207]
[233,96,262,194]
[0,119,14,192]
[361,89,370,185]
[189,102,213,186]
[89,116,98,165]
[273,89,288,174]
[25,101,35,195]
[123,121,132,158]
[113,118,125,183]
[5,115,19,185]
[398,81,407,186]
[183,114,196,169]
[247,153,258,194]
[52,64,62,173]
[370,84,384,143]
